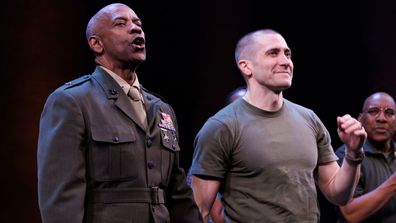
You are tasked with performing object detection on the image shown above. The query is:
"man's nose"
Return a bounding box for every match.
[376,111,387,120]
[129,24,142,33]
[278,53,291,64]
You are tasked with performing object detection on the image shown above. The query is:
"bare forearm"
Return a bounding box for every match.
[330,115,366,204]
[191,176,220,223]
[192,188,211,222]
[330,159,360,205]
[317,161,360,205]
[340,175,396,222]
[209,196,225,223]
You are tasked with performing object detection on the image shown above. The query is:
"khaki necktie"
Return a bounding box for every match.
[128,86,147,129]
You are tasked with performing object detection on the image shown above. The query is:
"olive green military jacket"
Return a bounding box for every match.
[38,67,202,223]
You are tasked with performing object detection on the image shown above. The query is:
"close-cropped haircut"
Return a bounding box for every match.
[234,29,279,63]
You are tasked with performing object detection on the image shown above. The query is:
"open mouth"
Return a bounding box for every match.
[131,37,145,50]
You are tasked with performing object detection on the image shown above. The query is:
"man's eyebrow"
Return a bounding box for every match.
[265,48,291,54]
[266,48,281,52]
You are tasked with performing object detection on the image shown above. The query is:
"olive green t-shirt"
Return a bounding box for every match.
[191,98,338,223]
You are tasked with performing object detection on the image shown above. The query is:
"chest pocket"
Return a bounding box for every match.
[157,128,181,187]
[160,129,180,152]
[89,126,138,181]
[155,106,181,186]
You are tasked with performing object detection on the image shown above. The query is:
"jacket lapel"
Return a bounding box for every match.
[91,67,146,131]
[141,87,161,130]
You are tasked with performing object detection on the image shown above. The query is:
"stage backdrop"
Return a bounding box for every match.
[1,0,396,222]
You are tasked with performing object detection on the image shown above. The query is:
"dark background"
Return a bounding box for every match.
[2,0,396,222]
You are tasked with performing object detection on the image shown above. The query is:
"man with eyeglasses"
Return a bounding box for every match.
[335,92,396,223]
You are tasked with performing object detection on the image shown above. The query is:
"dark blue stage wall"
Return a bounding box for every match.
[1,0,396,222]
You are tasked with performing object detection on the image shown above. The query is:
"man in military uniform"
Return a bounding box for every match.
[37,3,202,223]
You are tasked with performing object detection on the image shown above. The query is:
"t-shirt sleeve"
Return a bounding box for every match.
[190,118,231,179]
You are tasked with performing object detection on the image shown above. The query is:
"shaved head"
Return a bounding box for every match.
[86,3,129,40]
[362,92,396,112]
[234,29,280,63]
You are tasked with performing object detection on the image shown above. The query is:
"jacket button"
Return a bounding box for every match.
[109,89,118,95]
[113,136,119,142]
[146,95,152,101]
[147,160,155,169]
[172,144,176,149]
[146,138,152,147]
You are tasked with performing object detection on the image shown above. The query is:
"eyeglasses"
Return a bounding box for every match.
[364,107,396,118]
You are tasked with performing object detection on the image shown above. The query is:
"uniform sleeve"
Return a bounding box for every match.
[37,90,86,223]
[191,118,231,179]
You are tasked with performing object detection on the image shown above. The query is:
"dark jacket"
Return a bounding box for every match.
[38,67,202,223]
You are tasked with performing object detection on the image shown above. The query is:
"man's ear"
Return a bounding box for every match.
[237,60,252,77]
[88,36,104,54]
